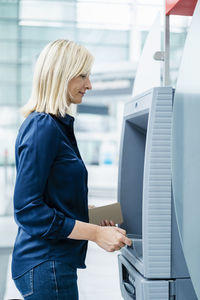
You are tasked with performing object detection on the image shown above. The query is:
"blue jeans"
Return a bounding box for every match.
[13,260,79,299]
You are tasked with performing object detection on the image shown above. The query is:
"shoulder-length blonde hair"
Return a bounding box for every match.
[21,39,94,118]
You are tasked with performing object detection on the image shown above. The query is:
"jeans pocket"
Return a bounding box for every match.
[14,268,34,298]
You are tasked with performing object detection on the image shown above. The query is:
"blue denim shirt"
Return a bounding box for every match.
[12,111,89,279]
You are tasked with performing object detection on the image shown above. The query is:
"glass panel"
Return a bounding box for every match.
[78,28,129,45]
[77,1,131,30]
[0,64,17,82]
[135,4,162,27]
[172,1,200,299]
[0,21,18,39]
[0,127,17,216]
[21,64,33,84]
[21,25,75,41]
[0,41,17,61]
[87,45,128,62]
[21,84,32,105]
[170,32,187,70]
[78,140,101,165]
[0,85,17,105]
[20,1,76,25]
[20,41,46,61]
[132,12,161,96]
[0,107,19,216]
[0,3,18,19]
[170,31,187,86]
[0,106,19,128]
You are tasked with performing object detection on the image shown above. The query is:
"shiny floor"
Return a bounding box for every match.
[4,241,123,300]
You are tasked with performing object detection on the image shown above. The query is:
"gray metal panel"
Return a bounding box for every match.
[143,87,173,278]
[171,191,190,278]
[175,278,197,300]
[172,1,200,299]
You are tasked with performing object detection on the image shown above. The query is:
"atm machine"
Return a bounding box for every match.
[117,1,200,298]
[117,87,197,300]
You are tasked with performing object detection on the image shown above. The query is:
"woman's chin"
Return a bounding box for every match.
[74,98,83,104]
[68,98,82,105]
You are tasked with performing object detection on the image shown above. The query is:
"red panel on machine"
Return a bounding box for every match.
[166,0,197,16]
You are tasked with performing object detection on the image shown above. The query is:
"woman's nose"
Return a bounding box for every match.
[86,78,92,90]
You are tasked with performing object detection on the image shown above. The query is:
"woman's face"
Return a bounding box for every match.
[67,74,92,105]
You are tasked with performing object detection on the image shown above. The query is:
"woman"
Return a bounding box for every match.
[12,39,132,299]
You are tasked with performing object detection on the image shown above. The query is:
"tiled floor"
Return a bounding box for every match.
[4,241,123,300]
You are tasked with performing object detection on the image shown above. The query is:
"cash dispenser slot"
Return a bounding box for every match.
[118,254,170,300]
[118,254,136,300]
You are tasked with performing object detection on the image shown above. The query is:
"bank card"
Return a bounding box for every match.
[89,202,123,225]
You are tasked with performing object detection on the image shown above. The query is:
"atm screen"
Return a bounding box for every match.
[118,110,149,238]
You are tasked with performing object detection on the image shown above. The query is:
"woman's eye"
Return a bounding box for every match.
[80,74,87,79]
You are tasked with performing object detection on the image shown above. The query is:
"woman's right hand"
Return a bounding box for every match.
[94,226,132,252]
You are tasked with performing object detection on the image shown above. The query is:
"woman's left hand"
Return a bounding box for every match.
[100,220,115,226]
[88,205,95,209]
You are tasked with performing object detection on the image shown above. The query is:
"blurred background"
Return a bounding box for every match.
[0,0,192,299]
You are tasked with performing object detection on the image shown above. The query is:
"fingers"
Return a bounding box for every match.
[96,225,132,253]
[119,241,126,248]
[88,205,95,209]
[116,230,132,247]
[110,230,132,251]
[100,220,115,226]
[106,226,132,246]
[109,241,128,252]
[108,243,125,252]
[111,227,132,247]
[113,239,131,251]
[115,227,126,235]
[100,220,108,226]
[123,236,132,247]
[117,234,132,249]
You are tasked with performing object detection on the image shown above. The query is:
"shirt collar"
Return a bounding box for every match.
[57,113,75,128]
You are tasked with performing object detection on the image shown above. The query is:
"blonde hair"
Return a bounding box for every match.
[21,39,94,118]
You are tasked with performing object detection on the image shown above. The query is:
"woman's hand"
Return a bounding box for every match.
[94,226,132,252]
[68,220,132,252]
[88,205,95,209]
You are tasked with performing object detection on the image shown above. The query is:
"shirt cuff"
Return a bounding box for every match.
[61,216,76,239]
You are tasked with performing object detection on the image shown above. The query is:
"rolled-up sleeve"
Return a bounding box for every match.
[14,114,75,240]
